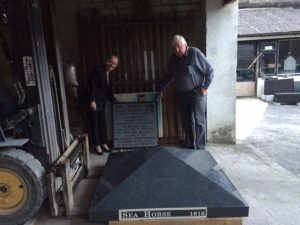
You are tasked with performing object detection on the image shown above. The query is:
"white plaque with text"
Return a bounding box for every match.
[119,207,207,221]
[113,102,158,148]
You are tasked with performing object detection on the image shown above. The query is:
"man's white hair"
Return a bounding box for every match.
[171,35,187,46]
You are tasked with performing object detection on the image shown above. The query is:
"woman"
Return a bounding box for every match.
[88,55,119,154]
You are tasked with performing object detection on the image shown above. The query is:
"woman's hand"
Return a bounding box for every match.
[90,101,97,111]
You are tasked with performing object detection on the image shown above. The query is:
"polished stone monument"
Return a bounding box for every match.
[89,147,249,222]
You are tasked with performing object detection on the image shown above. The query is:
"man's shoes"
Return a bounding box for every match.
[180,144,195,149]
[179,143,206,150]
[186,145,196,149]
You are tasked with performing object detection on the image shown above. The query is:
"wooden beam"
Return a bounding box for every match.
[109,217,243,225]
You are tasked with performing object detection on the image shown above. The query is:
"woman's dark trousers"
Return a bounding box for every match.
[89,107,107,146]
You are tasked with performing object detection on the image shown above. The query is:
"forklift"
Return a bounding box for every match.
[0,1,89,224]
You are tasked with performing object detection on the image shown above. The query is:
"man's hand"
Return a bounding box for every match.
[201,87,208,95]
[90,101,97,111]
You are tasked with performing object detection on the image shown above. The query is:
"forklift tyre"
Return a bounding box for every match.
[0,148,46,225]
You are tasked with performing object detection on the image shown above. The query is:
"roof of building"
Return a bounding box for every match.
[239,0,300,8]
[239,7,300,37]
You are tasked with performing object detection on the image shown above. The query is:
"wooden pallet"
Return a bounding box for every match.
[109,217,243,225]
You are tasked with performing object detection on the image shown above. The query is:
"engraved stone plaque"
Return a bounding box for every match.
[113,102,158,148]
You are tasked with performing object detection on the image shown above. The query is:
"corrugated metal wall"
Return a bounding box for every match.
[78,12,197,142]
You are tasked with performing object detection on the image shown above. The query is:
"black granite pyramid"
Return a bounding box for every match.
[89,147,249,222]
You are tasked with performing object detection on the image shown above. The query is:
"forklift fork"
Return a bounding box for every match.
[47,134,90,217]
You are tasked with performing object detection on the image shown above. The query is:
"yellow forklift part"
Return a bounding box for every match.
[0,169,28,215]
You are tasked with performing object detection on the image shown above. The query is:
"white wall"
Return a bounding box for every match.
[206,0,238,143]
[257,78,265,98]
[236,82,255,97]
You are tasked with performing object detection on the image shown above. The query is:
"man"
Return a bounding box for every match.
[88,55,119,154]
[159,35,214,150]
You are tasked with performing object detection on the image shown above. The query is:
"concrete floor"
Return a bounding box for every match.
[26,98,300,225]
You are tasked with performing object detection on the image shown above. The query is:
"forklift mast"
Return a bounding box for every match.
[1,0,71,166]
[0,1,89,225]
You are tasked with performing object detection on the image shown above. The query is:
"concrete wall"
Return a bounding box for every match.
[236,82,255,97]
[256,78,265,98]
[54,0,80,71]
[206,0,238,143]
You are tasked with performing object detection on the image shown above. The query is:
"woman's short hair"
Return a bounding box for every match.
[108,55,119,62]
